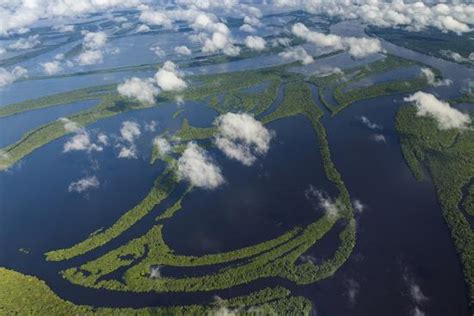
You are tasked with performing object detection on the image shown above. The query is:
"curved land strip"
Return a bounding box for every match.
[396,105,474,310]
[0,268,311,315]
[309,54,439,115]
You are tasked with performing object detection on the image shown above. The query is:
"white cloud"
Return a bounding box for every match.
[41,60,62,75]
[117,77,160,105]
[214,113,273,166]
[352,199,365,213]
[76,50,103,65]
[144,120,157,132]
[177,142,224,189]
[240,24,256,33]
[154,61,187,92]
[292,23,382,58]
[244,35,266,51]
[0,66,27,87]
[59,117,80,132]
[305,185,342,218]
[118,145,137,159]
[82,31,107,50]
[136,24,150,33]
[420,68,452,87]
[139,9,173,29]
[63,131,103,153]
[279,46,314,65]
[174,45,192,56]
[53,24,74,33]
[120,121,141,143]
[8,35,40,50]
[359,116,382,130]
[68,175,100,193]
[150,45,165,58]
[97,133,109,146]
[275,1,474,34]
[404,92,471,130]
[153,137,171,156]
[371,133,387,143]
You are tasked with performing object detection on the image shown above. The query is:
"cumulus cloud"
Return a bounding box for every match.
[345,278,360,305]
[353,199,366,213]
[76,50,103,65]
[136,24,150,33]
[174,45,192,56]
[120,121,141,143]
[292,22,382,58]
[404,92,471,130]
[53,24,74,33]
[420,68,452,87]
[63,131,103,153]
[97,133,109,146]
[0,0,143,35]
[153,137,172,156]
[154,61,187,92]
[279,46,314,64]
[214,113,273,166]
[8,35,40,50]
[68,175,100,193]
[0,66,27,87]
[118,146,137,159]
[359,116,382,130]
[139,9,173,29]
[177,142,224,189]
[275,1,474,34]
[305,185,342,218]
[240,24,256,33]
[144,120,157,132]
[117,77,159,105]
[41,60,62,75]
[371,133,387,144]
[82,31,107,50]
[244,35,266,51]
[150,45,165,58]
[59,117,81,132]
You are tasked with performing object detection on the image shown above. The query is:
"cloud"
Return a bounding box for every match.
[53,24,74,33]
[275,1,473,34]
[97,133,109,146]
[63,131,103,153]
[240,24,256,33]
[8,35,40,50]
[154,61,187,92]
[0,0,143,35]
[345,278,360,305]
[0,66,27,87]
[279,46,314,64]
[136,24,150,33]
[244,35,266,51]
[117,77,160,105]
[403,268,428,316]
[59,117,81,132]
[359,116,382,130]
[118,146,137,159]
[139,9,173,29]
[41,60,62,75]
[352,199,365,213]
[404,92,471,130]
[420,68,452,87]
[82,31,107,50]
[214,113,273,166]
[153,137,171,155]
[371,133,386,143]
[305,185,342,218]
[177,142,224,189]
[174,45,192,56]
[150,45,165,58]
[144,120,157,132]
[120,121,141,143]
[149,265,161,279]
[76,50,103,65]
[292,22,382,58]
[68,175,99,193]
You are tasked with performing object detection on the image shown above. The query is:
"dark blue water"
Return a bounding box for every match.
[0,99,99,147]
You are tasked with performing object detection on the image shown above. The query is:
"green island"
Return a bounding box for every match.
[0,268,311,315]
[309,54,438,115]
[396,105,474,307]
[1,51,455,314]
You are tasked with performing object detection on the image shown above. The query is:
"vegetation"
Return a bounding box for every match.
[309,54,438,115]
[396,105,474,309]
[45,170,177,261]
[0,268,311,315]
